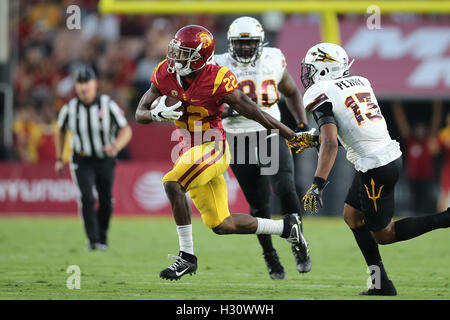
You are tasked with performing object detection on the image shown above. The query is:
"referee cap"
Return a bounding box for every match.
[74,65,97,82]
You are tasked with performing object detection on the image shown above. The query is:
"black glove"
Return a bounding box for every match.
[302,177,329,214]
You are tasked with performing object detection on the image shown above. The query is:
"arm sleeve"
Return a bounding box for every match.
[312,102,337,129]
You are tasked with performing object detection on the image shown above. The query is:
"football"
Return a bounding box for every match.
[151,95,183,112]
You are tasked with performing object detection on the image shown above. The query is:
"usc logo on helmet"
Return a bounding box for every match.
[197,32,212,48]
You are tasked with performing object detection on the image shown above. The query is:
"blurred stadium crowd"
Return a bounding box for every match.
[10,0,223,163]
[2,0,449,214]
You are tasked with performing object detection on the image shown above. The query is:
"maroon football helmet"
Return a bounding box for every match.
[166,25,215,76]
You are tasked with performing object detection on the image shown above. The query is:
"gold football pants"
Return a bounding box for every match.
[163,140,231,228]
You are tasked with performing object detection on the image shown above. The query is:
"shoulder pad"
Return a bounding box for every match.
[303,81,333,112]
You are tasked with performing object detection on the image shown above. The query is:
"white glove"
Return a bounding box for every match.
[151,96,183,122]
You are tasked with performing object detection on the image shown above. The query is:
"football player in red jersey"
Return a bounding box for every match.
[136,25,307,280]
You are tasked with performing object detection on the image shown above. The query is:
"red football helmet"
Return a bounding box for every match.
[166,25,215,76]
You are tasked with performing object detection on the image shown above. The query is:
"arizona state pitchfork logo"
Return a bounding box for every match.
[315,48,338,62]
[364,178,384,212]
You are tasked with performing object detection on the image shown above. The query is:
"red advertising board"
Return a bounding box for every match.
[0,162,249,216]
[278,16,450,98]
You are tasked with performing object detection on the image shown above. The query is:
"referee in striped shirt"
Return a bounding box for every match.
[54,65,132,250]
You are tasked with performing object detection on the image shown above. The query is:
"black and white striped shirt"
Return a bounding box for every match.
[57,94,128,159]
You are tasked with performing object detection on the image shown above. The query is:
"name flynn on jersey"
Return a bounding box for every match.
[334,78,365,90]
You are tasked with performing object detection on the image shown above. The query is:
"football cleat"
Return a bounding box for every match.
[359,279,397,296]
[263,250,286,280]
[281,214,302,244]
[87,242,108,251]
[160,251,198,281]
[291,231,312,273]
[95,243,109,251]
[282,214,313,272]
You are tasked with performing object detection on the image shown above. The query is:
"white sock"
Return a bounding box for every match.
[255,218,284,235]
[176,224,194,255]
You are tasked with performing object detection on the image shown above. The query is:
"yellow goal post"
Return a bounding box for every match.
[99,0,450,45]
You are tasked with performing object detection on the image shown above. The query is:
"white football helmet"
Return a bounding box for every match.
[227,16,265,65]
[301,43,354,89]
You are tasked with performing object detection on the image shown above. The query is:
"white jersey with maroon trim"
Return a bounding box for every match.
[303,75,402,172]
[213,47,286,134]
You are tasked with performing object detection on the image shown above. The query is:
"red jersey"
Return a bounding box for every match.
[406,137,434,180]
[151,59,238,148]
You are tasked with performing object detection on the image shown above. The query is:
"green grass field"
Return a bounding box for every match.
[0,215,448,300]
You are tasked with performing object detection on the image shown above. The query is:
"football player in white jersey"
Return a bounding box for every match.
[213,16,312,279]
[294,42,450,295]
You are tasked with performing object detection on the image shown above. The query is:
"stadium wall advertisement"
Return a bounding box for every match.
[280,16,450,98]
[0,162,248,215]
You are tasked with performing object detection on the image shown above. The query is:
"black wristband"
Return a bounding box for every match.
[296,122,310,132]
[313,135,321,145]
[313,176,327,189]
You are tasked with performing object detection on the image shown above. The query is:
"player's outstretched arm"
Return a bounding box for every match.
[135,83,161,124]
[278,69,308,128]
[222,90,295,140]
[314,123,338,180]
[302,123,338,214]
